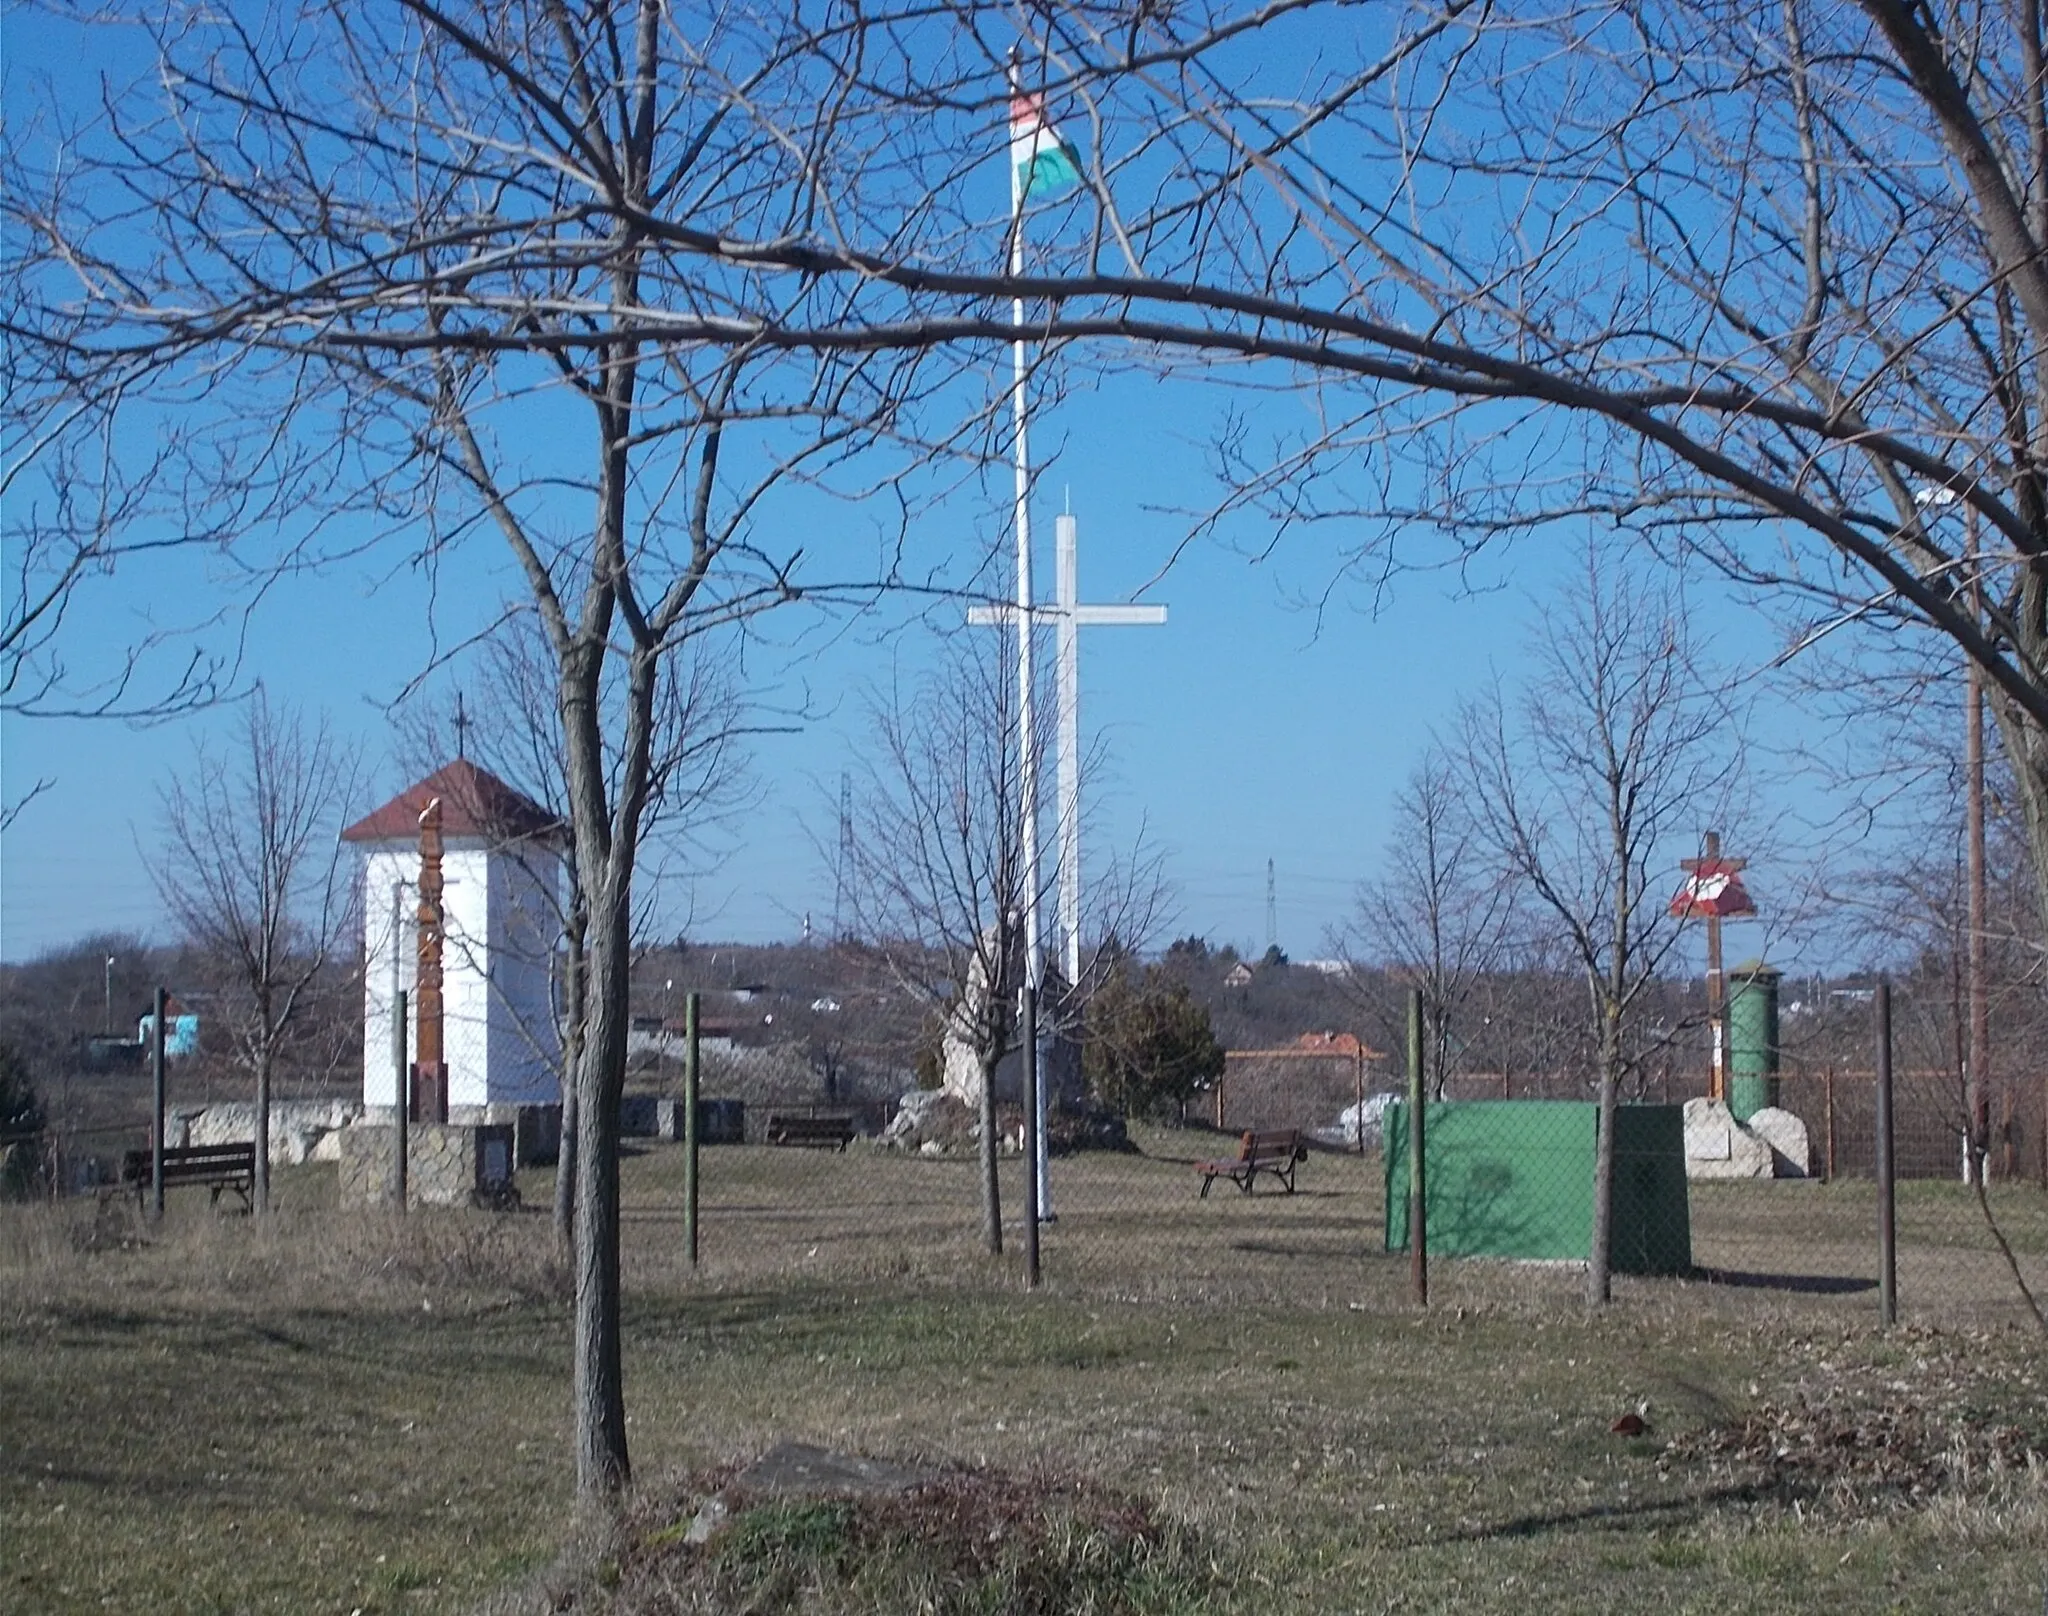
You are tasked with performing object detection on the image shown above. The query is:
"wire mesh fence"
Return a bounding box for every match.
[598,971,2048,1330]
[14,981,2046,1335]
[610,1114,2044,1331]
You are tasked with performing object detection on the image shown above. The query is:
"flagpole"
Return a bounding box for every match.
[1008,58,1052,1222]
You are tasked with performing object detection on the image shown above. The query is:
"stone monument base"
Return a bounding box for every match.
[338,1122,517,1208]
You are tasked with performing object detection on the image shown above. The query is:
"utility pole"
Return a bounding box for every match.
[832,772,852,941]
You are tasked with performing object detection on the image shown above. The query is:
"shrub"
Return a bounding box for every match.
[0,1042,48,1200]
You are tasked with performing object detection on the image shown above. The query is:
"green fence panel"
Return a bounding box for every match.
[1386,1101,1691,1276]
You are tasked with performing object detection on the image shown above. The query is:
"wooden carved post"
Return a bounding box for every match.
[1701,833,1726,1101]
[412,798,450,1124]
[1674,832,1753,1102]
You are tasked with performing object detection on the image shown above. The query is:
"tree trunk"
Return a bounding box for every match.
[554,933,583,1253]
[1586,1019,1619,1306]
[1428,1000,1450,1102]
[255,1047,272,1215]
[555,1079,580,1253]
[1588,789,1630,1308]
[571,890,631,1502]
[979,1050,1003,1255]
[1990,695,2048,951]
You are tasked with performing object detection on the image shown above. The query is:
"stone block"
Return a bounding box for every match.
[1682,1097,1774,1180]
[177,1099,362,1168]
[1745,1106,1813,1178]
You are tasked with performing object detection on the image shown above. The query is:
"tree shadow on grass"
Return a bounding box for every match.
[1442,1478,1796,1544]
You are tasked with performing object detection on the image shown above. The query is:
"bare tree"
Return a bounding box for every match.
[27,0,2048,1493]
[1843,742,2047,1171]
[5,4,987,1502]
[836,635,1161,1253]
[154,690,361,1213]
[1454,549,1745,1303]
[839,640,1035,1255]
[1337,749,1512,1100]
[3,350,235,727]
[346,3,2048,954]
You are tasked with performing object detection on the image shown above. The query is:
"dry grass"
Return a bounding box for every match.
[2,1134,2045,1614]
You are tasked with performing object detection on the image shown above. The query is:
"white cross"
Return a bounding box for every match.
[970,511,1168,986]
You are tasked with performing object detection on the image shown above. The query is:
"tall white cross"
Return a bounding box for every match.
[971,510,1167,1214]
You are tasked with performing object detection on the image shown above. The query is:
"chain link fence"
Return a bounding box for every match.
[594,980,2046,1332]
[14,982,2044,1333]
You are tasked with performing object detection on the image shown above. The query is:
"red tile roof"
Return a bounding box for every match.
[340,759,564,845]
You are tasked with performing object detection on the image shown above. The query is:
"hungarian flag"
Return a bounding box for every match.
[1009,89,1082,203]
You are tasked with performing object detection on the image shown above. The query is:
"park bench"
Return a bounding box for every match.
[118,1142,257,1211]
[1194,1129,1308,1198]
[764,1112,858,1151]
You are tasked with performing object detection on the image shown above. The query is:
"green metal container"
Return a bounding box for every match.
[1726,963,1782,1124]
[1384,1100,1691,1276]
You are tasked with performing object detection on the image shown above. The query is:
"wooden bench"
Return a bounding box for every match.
[764,1113,858,1151]
[1195,1130,1308,1198]
[119,1142,257,1211]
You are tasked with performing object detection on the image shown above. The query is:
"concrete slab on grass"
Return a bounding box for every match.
[733,1442,939,1498]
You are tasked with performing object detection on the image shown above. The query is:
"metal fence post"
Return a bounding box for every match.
[1875,980,1897,1328]
[150,986,167,1223]
[1023,984,1041,1289]
[684,991,700,1269]
[1408,987,1427,1308]
[1822,1064,1836,1184]
[393,988,409,1212]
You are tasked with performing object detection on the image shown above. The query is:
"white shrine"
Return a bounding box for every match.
[340,759,565,1122]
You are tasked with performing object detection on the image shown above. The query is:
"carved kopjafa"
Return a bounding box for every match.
[412,796,450,1122]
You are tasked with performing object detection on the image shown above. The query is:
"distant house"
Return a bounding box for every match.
[626,1013,749,1061]
[1286,1030,1381,1060]
[1223,962,1255,988]
[137,995,201,1058]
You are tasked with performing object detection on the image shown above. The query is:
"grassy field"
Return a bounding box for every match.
[3,1132,2044,1613]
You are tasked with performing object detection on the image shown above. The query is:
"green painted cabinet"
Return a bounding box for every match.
[1385,1101,1691,1275]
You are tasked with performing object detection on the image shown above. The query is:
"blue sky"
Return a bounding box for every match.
[0,6,1956,975]
[1,373,1556,962]
[0,376,1853,973]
